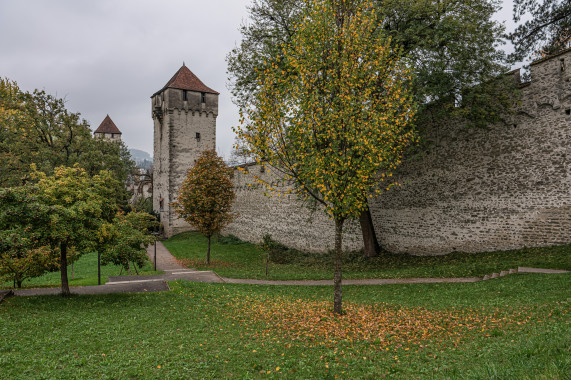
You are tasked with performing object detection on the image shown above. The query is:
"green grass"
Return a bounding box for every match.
[0,274,569,379]
[164,232,571,280]
[1,251,162,289]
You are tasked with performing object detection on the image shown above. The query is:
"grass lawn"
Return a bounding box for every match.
[0,251,162,289]
[0,273,569,379]
[164,232,571,280]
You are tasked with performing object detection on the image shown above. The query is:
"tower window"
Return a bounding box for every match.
[201,92,206,103]
[561,59,565,72]
[183,90,188,101]
[196,132,201,141]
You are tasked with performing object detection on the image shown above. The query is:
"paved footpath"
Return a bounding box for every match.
[5,242,569,298]
[147,241,187,271]
[9,241,223,297]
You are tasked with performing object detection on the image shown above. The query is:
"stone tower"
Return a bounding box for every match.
[151,64,219,237]
[94,115,122,142]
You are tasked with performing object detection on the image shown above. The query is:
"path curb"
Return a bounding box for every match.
[4,243,568,298]
[220,267,569,286]
[5,268,568,297]
[0,289,14,304]
[479,266,570,281]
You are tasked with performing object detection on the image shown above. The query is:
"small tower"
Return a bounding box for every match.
[94,115,122,142]
[151,64,219,237]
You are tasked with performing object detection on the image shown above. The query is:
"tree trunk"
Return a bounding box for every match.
[207,235,211,265]
[333,218,345,315]
[360,208,380,258]
[16,280,22,288]
[60,243,70,296]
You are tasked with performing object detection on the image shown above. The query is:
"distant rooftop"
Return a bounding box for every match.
[154,64,219,96]
[94,115,122,134]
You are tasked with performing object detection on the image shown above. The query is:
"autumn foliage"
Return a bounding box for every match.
[172,150,236,264]
[235,0,416,313]
[229,295,537,355]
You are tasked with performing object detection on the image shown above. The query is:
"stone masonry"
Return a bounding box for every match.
[152,64,218,237]
[224,165,362,252]
[224,50,571,255]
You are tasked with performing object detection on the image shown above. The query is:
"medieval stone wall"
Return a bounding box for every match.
[368,50,570,254]
[223,166,362,252]
[225,50,571,255]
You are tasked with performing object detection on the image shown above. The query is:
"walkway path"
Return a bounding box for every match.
[4,242,568,298]
[147,241,187,271]
[145,240,223,283]
[8,242,223,297]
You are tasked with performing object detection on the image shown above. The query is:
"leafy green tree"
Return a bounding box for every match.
[229,0,510,125]
[0,78,135,199]
[79,136,135,208]
[31,165,119,295]
[227,0,302,110]
[236,0,417,313]
[510,0,571,60]
[172,150,236,265]
[0,166,118,292]
[0,167,157,290]
[0,187,57,288]
[98,211,158,274]
[227,0,513,257]
[0,78,33,185]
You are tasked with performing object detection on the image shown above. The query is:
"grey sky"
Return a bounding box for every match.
[0,0,520,159]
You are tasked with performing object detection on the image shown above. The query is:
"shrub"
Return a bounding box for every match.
[217,235,246,245]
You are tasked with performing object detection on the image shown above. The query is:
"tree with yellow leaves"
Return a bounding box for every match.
[235,0,417,313]
[172,150,236,265]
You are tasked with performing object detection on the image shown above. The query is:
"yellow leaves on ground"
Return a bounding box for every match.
[229,296,535,352]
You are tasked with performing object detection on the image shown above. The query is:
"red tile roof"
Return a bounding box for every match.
[155,64,219,95]
[94,115,122,134]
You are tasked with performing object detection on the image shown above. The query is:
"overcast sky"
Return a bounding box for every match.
[0,0,519,160]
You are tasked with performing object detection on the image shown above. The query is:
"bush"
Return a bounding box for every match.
[217,234,246,245]
[260,234,319,265]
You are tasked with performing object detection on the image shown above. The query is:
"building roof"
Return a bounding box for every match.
[94,115,122,134]
[153,64,219,96]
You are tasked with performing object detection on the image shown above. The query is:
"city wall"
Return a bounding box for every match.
[224,50,571,255]
[224,166,362,252]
